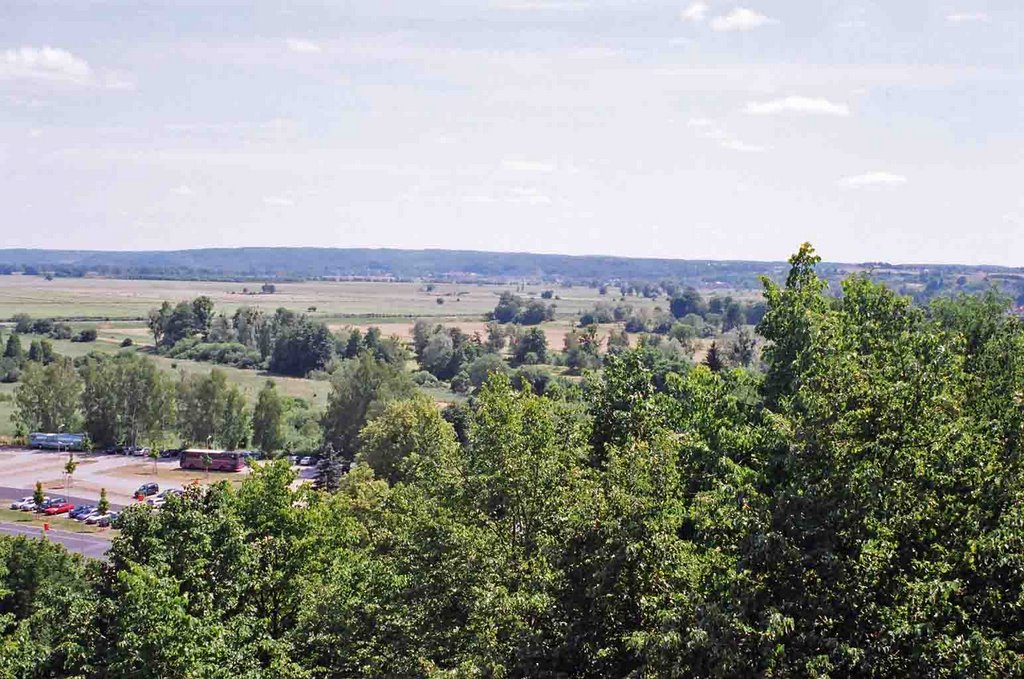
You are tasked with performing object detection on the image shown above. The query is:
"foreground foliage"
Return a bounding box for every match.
[4,245,1024,677]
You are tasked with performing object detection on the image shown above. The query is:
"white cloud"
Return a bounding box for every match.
[0,46,92,83]
[0,46,132,89]
[711,8,778,32]
[171,185,195,196]
[263,196,295,206]
[502,159,557,173]
[839,172,908,188]
[745,96,851,117]
[720,139,768,153]
[508,187,553,204]
[687,117,716,129]
[946,12,989,24]
[286,38,321,54]
[497,1,589,10]
[689,118,768,153]
[681,2,709,23]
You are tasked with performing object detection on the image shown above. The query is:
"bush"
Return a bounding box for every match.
[73,328,98,343]
[450,370,471,393]
[167,340,263,369]
[411,370,441,387]
[467,353,510,389]
[50,323,73,340]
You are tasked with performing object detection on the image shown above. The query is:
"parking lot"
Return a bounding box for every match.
[0,447,254,506]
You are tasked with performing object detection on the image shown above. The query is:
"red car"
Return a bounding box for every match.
[43,502,75,516]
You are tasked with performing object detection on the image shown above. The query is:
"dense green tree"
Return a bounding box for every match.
[3,334,24,363]
[314,443,346,491]
[491,291,523,324]
[252,381,286,454]
[27,339,55,364]
[11,313,32,334]
[467,352,510,389]
[727,327,757,367]
[321,352,416,460]
[564,324,602,372]
[269,319,334,377]
[191,295,215,339]
[175,369,231,446]
[80,353,176,448]
[359,394,459,484]
[13,357,81,433]
[512,327,548,365]
[669,287,705,318]
[703,341,724,372]
[219,387,250,450]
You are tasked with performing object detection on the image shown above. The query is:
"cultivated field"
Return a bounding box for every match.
[0,275,748,438]
[0,275,629,322]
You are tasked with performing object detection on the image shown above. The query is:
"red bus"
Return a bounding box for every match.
[179,449,245,472]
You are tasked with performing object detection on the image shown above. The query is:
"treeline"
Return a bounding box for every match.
[11,352,321,454]
[577,287,766,335]
[0,331,63,383]
[0,316,97,382]
[147,297,406,377]
[8,244,1024,675]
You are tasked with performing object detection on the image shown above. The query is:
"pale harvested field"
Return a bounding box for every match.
[0,275,633,322]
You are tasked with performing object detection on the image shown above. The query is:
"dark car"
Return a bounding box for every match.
[160,448,183,459]
[69,505,96,520]
[35,497,67,513]
[98,511,120,528]
[134,483,159,499]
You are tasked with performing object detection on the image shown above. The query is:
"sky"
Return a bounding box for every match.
[1,1,1022,265]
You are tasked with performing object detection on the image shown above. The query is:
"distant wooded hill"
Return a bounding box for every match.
[0,248,1021,294]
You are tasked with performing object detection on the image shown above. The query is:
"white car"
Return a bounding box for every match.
[9,496,34,510]
[76,510,102,523]
[85,512,112,525]
[146,489,179,508]
[19,496,49,511]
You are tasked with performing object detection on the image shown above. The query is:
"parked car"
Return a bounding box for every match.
[35,497,66,513]
[134,483,159,499]
[160,448,182,459]
[97,511,120,528]
[21,496,49,511]
[43,501,75,516]
[69,505,96,520]
[77,510,102,523]
[10,497,34,510]
[85,512,111,525]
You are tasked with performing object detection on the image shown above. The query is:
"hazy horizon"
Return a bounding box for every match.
[3,2,1023,265]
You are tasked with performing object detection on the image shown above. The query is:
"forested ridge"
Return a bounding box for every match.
[4,244,1024,677]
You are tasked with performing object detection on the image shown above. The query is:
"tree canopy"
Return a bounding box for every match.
[7,244,1024,676]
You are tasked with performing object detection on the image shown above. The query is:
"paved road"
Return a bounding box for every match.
[0,522,111,560]
[0,486,125,510]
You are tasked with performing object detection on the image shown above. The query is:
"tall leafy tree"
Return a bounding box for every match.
[13,357,81,432]
[321,352,415,460]
[251,381,286,454]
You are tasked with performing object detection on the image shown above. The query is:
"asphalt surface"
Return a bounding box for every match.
[0,521,111,560]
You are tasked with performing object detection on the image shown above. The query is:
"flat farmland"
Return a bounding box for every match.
[0,276,627,322]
